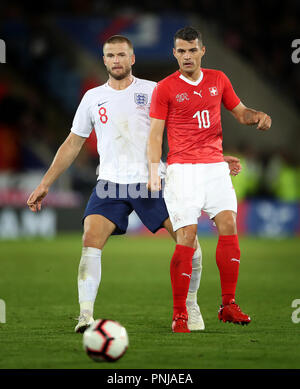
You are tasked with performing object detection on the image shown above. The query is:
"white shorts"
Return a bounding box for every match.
[164,162,237,231]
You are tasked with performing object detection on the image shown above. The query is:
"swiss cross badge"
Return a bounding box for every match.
[209,86,218,96]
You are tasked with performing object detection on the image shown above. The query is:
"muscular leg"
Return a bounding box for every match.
[213,210,237,236]
[163,218,198,248]
[162,217,176,241]
[83,214,116,249]
[163,219,202,300]
[163,220,205,330]
[77,215,116,323]
[163,223,197,329]
[213,210,240,306]
[176,224,198,248]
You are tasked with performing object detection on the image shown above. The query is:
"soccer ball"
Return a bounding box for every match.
[83,319,129,362]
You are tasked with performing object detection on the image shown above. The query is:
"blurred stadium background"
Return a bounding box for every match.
[0,0,300,239]
[1,0,300,372]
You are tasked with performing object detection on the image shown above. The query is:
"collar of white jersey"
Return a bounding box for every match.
[105,76,137,91]
[179,70,203,86]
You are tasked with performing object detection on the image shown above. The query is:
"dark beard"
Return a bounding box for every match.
[107,67,131,80]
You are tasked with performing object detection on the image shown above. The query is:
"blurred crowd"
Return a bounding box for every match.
[1,0,299,201]
[193,0,300,110]
[0,80,51,172]
[0,77,99,195]
[228,146,300,203]
[2,0,300,107]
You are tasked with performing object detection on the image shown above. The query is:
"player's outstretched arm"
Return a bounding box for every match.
[231,102,272,131]
[27,132,86,212]
[147,118,165,191]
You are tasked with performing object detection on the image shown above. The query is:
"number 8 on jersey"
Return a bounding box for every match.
[99,107,108,124]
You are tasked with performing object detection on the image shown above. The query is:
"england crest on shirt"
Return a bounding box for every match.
[209,86,218,96]
[134,93,148,106]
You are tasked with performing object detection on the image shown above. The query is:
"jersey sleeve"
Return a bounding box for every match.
[149,82,169,120]
[70,91,93,138]
[221,72,240,111]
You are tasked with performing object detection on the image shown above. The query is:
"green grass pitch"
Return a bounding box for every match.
[0,234,299,369]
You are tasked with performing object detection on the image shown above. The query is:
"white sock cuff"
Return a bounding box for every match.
[186,291,197,303]
[193,247,202,260]
[80,301,94,313]
[82,247,102,256]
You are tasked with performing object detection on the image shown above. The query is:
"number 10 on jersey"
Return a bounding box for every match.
[193,110,210,129]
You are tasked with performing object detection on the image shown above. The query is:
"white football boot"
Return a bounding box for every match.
[74,312,94,333]
[187,302,205,331]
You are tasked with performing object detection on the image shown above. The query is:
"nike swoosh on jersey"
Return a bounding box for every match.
[98,101,108,106]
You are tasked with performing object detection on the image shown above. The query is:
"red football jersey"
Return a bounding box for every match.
[150,68,240,164]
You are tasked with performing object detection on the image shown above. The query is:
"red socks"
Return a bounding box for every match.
[216,235,241,306]
[170,235,240,318]
[170,244,195,319]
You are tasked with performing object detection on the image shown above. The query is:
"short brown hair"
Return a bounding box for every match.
[103,35,133,52]
[174,26,203,47]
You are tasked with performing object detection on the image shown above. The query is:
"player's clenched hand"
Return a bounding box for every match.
[224,155,242,176]
[27,184,49,212]
[256,112,272,131]
[147,163,162,191]
[147,173,161,192]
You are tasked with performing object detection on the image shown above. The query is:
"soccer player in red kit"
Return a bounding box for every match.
[148,26,271,332]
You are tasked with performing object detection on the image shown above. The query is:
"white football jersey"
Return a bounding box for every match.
[71,76,164,184]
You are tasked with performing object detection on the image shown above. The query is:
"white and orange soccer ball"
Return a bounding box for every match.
[83,319,129,362]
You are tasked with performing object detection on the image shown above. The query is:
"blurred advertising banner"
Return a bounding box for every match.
[0,185,84,239]
[0,206,86,239]
[246,200,300,238]
[0,199,299,239]
[127,201,300,238]
[0,207,57,239]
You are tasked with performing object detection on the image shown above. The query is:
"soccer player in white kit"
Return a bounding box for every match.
[27,35,241,333]
[148,27,271,332]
